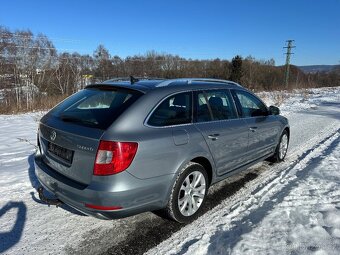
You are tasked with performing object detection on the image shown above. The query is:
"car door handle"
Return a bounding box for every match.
[249,127,258,132]
[208,134,220,140]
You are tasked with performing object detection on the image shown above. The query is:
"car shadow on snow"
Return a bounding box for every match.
[27,153,86,216]
[0,201,27,253]
[98,172,258,255]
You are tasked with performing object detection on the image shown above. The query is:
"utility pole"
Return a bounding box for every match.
[283,40,295,88]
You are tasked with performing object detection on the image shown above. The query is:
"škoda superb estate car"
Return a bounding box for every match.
[35,77,289,223]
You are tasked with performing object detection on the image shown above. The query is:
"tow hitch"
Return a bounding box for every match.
[37,186,63,207]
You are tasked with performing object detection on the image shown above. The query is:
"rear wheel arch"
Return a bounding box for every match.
[190,156,213,186]
[284,127,290,141]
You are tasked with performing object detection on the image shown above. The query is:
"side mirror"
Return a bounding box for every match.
[269,105,280,115]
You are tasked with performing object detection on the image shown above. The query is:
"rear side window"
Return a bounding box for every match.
[49,88,142,129]
[148,92,192,127]
[196,90,237,122]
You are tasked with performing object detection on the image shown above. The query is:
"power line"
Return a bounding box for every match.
[283,40,295,88]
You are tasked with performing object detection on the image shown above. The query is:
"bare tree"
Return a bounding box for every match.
[94,44,112,80]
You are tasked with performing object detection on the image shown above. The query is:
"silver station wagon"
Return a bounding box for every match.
[35,78,289,223]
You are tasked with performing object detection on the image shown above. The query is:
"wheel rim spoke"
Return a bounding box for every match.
[191,196,198,211]
[194,184,205,192]
[187,196,193,215]
[192,191,204,198]
[193,173,202,188]
[180,197,188,213]
[180,185,189,193]
[184,176,190,187]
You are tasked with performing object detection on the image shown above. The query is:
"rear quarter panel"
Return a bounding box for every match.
[125,124,215,179]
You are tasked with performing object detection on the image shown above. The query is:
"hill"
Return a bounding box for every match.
[298,65,340,73]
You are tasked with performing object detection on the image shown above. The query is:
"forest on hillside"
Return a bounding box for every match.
[1,27,339,113]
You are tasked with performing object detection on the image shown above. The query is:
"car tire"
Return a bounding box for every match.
[155,162,208,223]
[269,130,289,163]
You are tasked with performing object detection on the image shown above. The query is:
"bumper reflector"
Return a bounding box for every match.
[85,204,122,210]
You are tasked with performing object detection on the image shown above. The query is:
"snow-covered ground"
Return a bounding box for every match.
[258,87,339,115]
[0,87,339,255]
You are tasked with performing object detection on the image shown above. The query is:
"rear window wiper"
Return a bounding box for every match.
[60,114,99,126]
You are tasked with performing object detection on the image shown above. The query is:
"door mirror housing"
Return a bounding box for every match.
[269,106,280,115]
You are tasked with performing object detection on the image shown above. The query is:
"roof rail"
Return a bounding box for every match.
[188,78,228,84]
[156,78,242,87]
[156,78,189,87]
[189,78,242,87]
[103,77,164,83]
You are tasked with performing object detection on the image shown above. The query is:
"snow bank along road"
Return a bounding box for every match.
[0,87,339,254]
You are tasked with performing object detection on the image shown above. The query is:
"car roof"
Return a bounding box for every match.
[86,78,244,93]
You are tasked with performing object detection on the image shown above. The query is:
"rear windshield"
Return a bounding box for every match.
[49,87,142,130]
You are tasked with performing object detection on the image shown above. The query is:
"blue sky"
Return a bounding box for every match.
[1,0,339,65]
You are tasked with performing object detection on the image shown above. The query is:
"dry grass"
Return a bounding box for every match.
[0,94,67,114]
[273,92,291,106]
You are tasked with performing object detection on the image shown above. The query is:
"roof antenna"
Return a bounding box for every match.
[130,76,139,84]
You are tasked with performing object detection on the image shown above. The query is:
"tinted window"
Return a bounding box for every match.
[233,90,268,117]
[148,92,192,126]
[49,88,142,129]
[196,90,237,122]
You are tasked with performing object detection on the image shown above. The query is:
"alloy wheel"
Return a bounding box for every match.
[177,171,206,216]
[279,134,288,160]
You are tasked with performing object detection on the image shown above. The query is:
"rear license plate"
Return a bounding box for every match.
[48,142,74,164]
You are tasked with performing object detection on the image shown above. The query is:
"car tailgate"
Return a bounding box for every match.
[38,122,104,185]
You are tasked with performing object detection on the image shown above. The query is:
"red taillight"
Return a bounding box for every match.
[93,140,138,175]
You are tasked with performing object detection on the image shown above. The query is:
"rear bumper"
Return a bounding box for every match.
[34,153,174,219]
